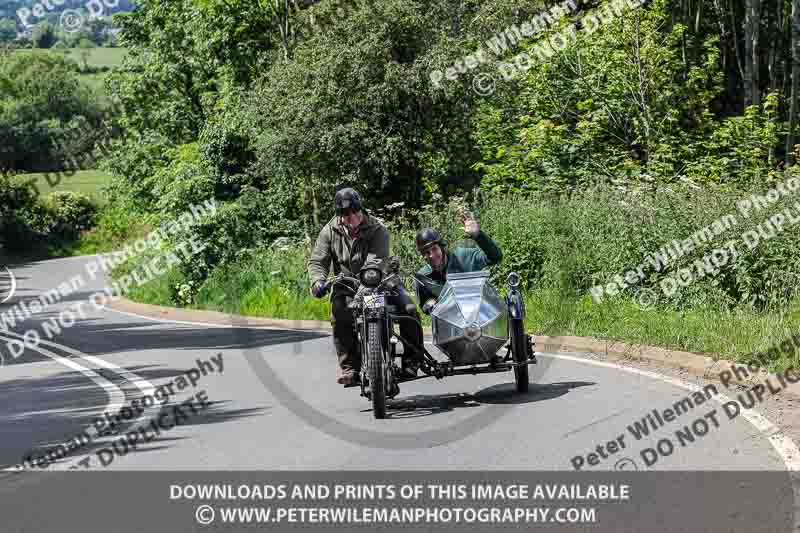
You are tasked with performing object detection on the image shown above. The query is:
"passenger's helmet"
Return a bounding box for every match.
[416,227,445,254]
[334,188,362,215]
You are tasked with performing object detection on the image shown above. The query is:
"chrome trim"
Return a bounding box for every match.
[431,270,509,364]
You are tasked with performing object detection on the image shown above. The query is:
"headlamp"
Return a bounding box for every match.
[360,267,382,288]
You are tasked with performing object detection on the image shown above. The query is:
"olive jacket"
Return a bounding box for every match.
[413,231,503,311]
[307,212,390,287]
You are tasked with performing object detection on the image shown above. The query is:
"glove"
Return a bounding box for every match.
[311,280,328,298]
[388,256,400,273]
[422,298,437,315]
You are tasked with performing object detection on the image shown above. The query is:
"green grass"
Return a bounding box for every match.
[113,246,800,373]
[526,288,800,373]
[19,170,112,206]
[15,47,128,69]
[62,47,128,69]
[61,203,154,258]
[79,72,108,93]
[99,184,800,372]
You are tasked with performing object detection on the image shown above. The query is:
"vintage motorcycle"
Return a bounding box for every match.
[321,259,536,419]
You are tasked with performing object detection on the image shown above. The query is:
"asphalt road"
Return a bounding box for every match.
[0,255,796,474]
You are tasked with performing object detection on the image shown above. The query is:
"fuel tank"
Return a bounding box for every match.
[430,270,508,365]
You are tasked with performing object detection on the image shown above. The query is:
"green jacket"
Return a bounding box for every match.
[413,231,503,309]
[307,212,390,285]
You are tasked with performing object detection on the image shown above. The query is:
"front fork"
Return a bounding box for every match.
[358,307,399,399]
[506,288,536,364]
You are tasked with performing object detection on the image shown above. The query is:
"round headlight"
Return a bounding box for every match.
[507,272,521,288]
[361,268,382,287]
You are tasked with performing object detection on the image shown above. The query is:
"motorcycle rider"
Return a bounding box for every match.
[413,211,503,315]
[308,188,425,385]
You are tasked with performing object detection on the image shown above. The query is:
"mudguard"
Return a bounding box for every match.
[507,291,526,320]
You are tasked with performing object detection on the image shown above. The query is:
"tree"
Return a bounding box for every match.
[77,38,95,71]
[788,0,800,163]
[32,23,57,49]
[744,0,761,107]
[245,0,486,225]
[0,51,103,172]
[0,18,16,43]
[86,18,111,46]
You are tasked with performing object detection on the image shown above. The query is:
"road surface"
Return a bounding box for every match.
[0,255,797,532]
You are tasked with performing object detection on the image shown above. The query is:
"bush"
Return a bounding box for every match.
[45,191,98,240]
[387,181,800,312]
[0,173,52,248]
[114,176,800,320]
[194,243,329,320]
[0,174,105,254]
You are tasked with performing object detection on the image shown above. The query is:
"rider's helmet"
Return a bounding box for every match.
[334,187,362,215]
[416,227,446,255]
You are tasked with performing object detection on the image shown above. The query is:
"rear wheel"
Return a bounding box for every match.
[510,318,529,393]
[366,321,386,418]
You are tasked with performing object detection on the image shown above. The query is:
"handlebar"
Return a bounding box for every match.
[321,271,404,298]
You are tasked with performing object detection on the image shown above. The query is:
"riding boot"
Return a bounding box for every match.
[331,292,361,384]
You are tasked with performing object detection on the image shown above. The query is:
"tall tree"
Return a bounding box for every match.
[31,22,56,49]
[0,18,16,43]
[744,0,762,106]
[788,0,800,163]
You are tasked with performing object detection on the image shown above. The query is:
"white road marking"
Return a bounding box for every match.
[540,351,800,531]
[0,333,125,472]
[1,267,17,304]
[539,352,800,471]
[0,331,158,471]
[103,305,329,333]
[98,305,800,471]
[0,330,156,398]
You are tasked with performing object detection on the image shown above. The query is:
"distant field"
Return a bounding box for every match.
[14,47,128,69]
[19,170,113,205]
[62,47,128,68]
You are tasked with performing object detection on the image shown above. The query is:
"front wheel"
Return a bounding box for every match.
[366,321,387,418]
[510,318,529,393]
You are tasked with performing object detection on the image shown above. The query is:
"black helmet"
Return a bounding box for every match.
[334,187,362,215]
[416,227,445,254]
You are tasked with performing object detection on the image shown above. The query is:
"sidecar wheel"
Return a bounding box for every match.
[510,318,529,393]
[366,321,387,419]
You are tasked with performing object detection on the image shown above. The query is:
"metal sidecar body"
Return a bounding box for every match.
[430,271,509,365]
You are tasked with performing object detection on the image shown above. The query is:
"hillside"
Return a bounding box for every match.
[4,0,135,32]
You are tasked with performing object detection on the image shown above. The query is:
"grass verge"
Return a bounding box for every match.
[113,247,800,373]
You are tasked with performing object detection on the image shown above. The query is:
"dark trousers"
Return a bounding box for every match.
[331,286,424,373]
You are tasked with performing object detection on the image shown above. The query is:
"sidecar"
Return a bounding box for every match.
[428,270,536,392]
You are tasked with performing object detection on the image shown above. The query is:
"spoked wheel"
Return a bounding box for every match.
[366,321,387,418]
[510,318,529,393]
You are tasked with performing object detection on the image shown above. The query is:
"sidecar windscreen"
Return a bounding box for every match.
[431,270,508,365]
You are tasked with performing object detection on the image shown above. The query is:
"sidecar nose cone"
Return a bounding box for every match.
[464,324,482,342]
[431,270,509,365]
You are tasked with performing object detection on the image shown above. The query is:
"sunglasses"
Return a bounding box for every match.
[338,208,358,216]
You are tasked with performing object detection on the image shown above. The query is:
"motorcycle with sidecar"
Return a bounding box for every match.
[320,258,536,419]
